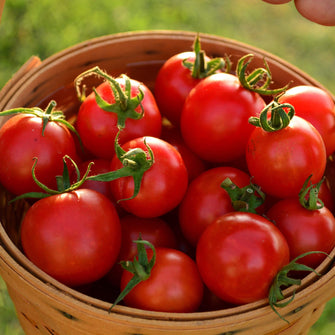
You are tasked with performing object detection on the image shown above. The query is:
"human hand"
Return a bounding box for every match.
[262,0,335,26]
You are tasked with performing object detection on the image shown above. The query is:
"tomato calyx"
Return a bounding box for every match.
[0,100,80,139]
[237,54,289,95]
[11,132,154,202]
[248,97,295,131]
[90,131,154,202]
[299,175,325,210]
[269,251,330,323]
[221,177,265,213]
[74,66,145,129]
[110,236,156,311]
[183,34,231,78]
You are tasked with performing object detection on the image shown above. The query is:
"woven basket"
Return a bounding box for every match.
[1,30,335,335]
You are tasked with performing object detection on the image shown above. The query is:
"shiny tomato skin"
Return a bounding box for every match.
[246,115,327,199]
[0,114,79,195]
[76,77,162,159]
[196,212,290,305]
[154,52,211,127]
[106,215,178,287]
[21,189,121,287]
[179,166,252,247]
[180,73,266,163]
[267,198,335,268]
[110,136,188,218]
[279,85,335,157]
[120,248,204,312]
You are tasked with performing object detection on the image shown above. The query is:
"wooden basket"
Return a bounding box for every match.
[1,30,335,335]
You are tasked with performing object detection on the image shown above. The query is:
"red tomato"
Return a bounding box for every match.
[180,73,266,163]
[20,189,121,287]
[294,0,335,26]
[267,198,335,269]
[179,166,252,247]
[246,115,327,198]
[160,122,207,182]
[76,77,162,159]
[120,247,204,312]
[0,113,79,195]
[279,85,335,157]
[106,215,177,287]
[196,212,290,305]
[110,136,188,218]
[154,51,212,127]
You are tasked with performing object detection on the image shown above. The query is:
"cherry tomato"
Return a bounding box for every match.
[154,51,212,127]
[267,198,335,268]
[196,212,290,305]
[120,247,204,312]
[76,77,162,159]
[20,189,121,287]
[0,113,79,195]
[160,121,207,182]
[279,85,335,157]
[180,73,266,163]
[179,166,252,247]
[110,136,188,218]
[246,115,327,198]
[294,0,335,26]
[106,215,177,287]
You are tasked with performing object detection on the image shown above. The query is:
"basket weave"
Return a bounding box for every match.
[1,30,335,335]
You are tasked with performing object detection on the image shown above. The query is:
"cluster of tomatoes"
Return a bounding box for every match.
[1,36,335,317]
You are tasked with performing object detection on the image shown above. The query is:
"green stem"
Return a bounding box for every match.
[237,54,289,95]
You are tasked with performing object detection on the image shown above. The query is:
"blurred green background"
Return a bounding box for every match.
[0,0,335,334]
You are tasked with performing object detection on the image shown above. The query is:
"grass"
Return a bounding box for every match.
[1,0,335,334]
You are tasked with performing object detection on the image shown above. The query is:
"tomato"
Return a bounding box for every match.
[0,113,79,195]
[154,51,212,127]
[106,215,177,287]
[180,72,266,163]
[20,189,121,287]
[246,115,327,199]
[196,212,290,305]
[279,85,335,157]
[110,136,188,218]
[179,166,252,247]
[76,76,162,159]
[294,0,335,26]
[120,247,204,312]
[160,122,207,182]
[267,198,335,268]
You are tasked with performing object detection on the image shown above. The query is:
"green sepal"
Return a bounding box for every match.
[221,177,265,213]
[182,34,231,78]
[109,237,156,312]
[248,96,295,132]
[237,54,289,95]
[298,175,325,210]
[88,131,154,202]
[268,251,331,323]
[0,100,82,145]
[74,66,145,129]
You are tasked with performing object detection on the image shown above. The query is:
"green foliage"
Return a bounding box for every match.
[0,0,335,93]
